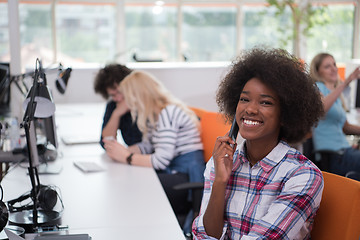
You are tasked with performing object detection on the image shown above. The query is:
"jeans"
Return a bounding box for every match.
[329,147,360,176]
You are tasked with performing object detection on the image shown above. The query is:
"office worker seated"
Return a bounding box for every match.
[192,47,324,239]
[94,63,142,148]
[310,53,360,176]
[103,70,205,217]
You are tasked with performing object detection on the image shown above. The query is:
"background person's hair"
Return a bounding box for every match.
[119,70,199,137]
[94,63,132,99]
[310,52,348,111]
[216,47,324,144]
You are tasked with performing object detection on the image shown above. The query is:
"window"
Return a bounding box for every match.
[242,4,292,53]
[0,1,9,63]
[182,3,237,62]
[5,0,360,66]
[307,4,355,64]
[56,3,116,65]
[125,3,177,62]
[19,2,53,69]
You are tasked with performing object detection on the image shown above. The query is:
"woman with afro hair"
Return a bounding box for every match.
[192,47,324,240]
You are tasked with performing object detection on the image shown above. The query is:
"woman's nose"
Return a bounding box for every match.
[331,65,338,73]
[245,101,258,115]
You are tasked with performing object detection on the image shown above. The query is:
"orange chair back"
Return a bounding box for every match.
[200,111,231,162]
[311,171,360,240]
[337,63,346,81]
[189,106,208,120]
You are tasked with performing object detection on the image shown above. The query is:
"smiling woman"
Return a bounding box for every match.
[192,47,325,239]
[236,77,281,165]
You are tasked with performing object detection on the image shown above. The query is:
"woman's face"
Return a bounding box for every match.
[107,86,124,103]
[318,56,338,84]
[236,77,281,146]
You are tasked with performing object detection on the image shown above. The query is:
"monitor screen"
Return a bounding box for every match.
[345,60,360,109]
[35,116,58,149]
[0,63,10,116]
[355,79,360,109]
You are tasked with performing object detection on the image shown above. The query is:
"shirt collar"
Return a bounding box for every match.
[238,140,291,172]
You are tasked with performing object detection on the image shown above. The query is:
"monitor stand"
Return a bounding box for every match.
[37,163,63,175]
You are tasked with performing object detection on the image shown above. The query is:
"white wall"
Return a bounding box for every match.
[45,62,231,112]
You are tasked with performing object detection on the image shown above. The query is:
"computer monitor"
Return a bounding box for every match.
[344,59,360,109]
[25,75,59,163]
[35,115,58,148]
[30,116,58,164]
[24,95,59,173]
[355,79,360,109]
[0,63,10,117]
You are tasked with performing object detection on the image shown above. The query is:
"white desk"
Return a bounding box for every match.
[1,103,186,240]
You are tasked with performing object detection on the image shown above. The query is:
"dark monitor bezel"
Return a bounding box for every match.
[0,63,10,116]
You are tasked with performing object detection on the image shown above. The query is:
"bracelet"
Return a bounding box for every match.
[126,153,134,165]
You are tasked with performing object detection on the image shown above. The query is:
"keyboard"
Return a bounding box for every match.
[61,135,99,145]
[73,161,104,173]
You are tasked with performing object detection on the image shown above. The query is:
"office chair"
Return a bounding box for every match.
[311,171,360,240]
[174,109,231,237]
[303,137,360,180]
[345,171,360,181]
[302,137,337,172]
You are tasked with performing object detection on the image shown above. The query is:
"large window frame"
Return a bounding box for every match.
[3,0,360,69]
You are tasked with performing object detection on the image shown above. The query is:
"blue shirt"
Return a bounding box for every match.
[313,82,350,151]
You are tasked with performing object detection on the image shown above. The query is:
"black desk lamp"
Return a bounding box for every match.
[8,59,61,233]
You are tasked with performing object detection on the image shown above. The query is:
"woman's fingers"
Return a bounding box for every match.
[213,136,236,161]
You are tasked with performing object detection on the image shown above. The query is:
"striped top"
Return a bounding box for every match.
[192,141,324,240]
[137,104,203,170]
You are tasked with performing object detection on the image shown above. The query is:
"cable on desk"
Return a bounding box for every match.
[0,157,27,182]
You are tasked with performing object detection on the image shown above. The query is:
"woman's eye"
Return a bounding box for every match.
[261,101,273,105]
[239,97,248,102]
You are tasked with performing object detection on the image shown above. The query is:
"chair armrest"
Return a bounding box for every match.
[173,182,204,190]
[345,171,360,181]
[312,150,342,171]
[173,181,204,219]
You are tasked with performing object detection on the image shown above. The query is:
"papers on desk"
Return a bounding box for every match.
[73,161,105,173]
[5,228,91,240]
[33,234,91,240]
[4,228,25,240]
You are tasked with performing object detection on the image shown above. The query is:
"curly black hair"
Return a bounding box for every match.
[216,47,324,144]
[94,63,132,99]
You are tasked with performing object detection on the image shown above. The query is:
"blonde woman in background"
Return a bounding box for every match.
[310,53,360,176]
[103,70,205,224]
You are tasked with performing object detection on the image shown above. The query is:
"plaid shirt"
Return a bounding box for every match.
[192,141,323,240]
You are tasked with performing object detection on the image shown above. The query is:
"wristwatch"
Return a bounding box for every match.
[126,153,134,165]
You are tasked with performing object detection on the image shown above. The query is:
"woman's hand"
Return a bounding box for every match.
[212,134,237,184]
[113,100,130,118]
[345,67,360,85]
[103,139,130,163]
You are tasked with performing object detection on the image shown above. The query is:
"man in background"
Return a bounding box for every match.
[94,64,142,148]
